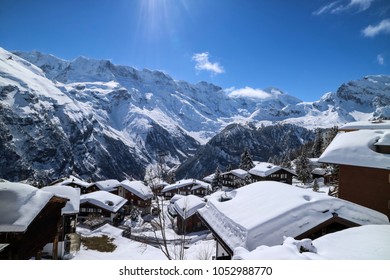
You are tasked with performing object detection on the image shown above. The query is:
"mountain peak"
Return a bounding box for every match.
[1,47,389,183]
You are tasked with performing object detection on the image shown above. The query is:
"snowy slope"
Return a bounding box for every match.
[0,48,148,183]
[15,49,390,132]
[1,47,390,183]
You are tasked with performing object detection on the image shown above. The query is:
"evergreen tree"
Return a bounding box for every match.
[295,152,312,184]
[312,178,319,192]
[212,165,222,191]
[323,126,338,149]
[239,149,255,171]
[225,163,233,172]
[311,128,324,157]
[166,170,176,184]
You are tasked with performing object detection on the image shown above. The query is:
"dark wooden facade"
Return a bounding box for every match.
[338,165,390,219]
[118,186,152,215]
[220,172,249,189]
[163,182,209,198]
[176,213,207,235]
[79,202,114,219]
[0,196,67,260]
[250,169,295,185]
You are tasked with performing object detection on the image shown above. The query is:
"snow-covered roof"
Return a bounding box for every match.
[80,191,127,213]
[148,178,169,189]
[55,175,91,188]
[162,179,210,193]
[375,131,390,146]
[0,182,54,232]
[319,129,390,170]
[221,168,249,179]
[202,173,215,183]
[233,225,390,260]
[311,168,327,176]
[120,180,153,200]
[41,185,80,214]
[339,120,390,131]
[92,179,121,192]
[170,194,185,203]
[249,162,295,177]
[173,195,206,219]
[197,181,388,252]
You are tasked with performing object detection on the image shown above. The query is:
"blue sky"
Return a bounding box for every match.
[1,0,389,101]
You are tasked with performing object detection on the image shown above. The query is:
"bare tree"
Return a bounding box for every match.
[143,152,187,260]
[196,242,215,260]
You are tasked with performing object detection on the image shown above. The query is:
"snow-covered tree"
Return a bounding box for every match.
[311,128,324,157]
[312,178,319,192]
[212,165,222,191]
[295,152,312,184]
[225,163,233,172]
[239,149,255,171]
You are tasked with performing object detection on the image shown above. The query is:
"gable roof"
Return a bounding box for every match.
[221,168,249,179]
[0,182,54,232]
[197,181,389,252]
[120,180,153,200]
[173,195,206,219]
[249,162,296,177]
[80,191,127,213]
[92,179,121,192]
[55,175,91,188]
[162,179,210,193]
[41,185,80,214]
[319,129,390,170]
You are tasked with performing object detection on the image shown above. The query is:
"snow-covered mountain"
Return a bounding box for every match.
[1,47,389,183]
[176,123,315,179]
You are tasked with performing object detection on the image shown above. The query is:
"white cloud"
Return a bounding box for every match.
[377,54,385,65]
[313,0,375,15]
[313,1,341,15]
[192,52,224,75]
[227,87,272,100]
[362,19,390,37]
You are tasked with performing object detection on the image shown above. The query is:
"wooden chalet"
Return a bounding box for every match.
[0,182,68,260]
[119,180,153,215]
[161,179,211,198]
[87,179,121,195]
[172,195,207,234]
[220,168,250,189]
[319,128,390,219]
[52,175,92,194]
[41,185,80,259]
[79,191,127,226]
[249,162,296,185]
[198,181,389,260]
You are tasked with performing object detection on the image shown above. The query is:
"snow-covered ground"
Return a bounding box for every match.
[73,196,215,260]
[73,223,215,260]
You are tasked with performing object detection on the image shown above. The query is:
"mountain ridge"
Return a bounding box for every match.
[1,47,389,184]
